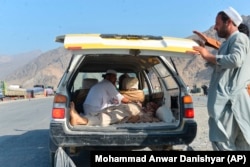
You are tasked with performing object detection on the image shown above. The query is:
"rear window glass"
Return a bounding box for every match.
[72,72,102,91]
[72,72,137,91]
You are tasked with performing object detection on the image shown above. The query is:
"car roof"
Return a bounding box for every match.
[55,34,198,54]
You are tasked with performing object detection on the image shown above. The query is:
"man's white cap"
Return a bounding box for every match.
[106,69,117,75]
[223,6,242,27]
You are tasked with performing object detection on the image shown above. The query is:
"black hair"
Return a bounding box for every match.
[218,11,231,24]
[102,74,106,78]
[238,23,249,37]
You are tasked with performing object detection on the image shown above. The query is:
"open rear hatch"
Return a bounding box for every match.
[55,34,197,131]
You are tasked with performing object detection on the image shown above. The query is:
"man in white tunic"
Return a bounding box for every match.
[70,70,140,126]
[193,7,250,150]
[83,69,130,115]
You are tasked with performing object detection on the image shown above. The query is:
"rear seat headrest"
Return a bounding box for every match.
[122,77,139,90]
[82,78,98,89]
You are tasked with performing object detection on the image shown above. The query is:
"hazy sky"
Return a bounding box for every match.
[0,0,250,55]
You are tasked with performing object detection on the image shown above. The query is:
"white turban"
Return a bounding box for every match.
[223,7,242,27]
[106,69,117,75]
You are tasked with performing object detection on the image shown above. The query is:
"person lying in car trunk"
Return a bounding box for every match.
[70,75,160,126]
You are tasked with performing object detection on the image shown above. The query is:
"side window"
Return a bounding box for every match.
[144,68,162,94]
[154,63,179,91]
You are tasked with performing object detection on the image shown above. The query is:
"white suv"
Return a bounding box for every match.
[49,34,198,165]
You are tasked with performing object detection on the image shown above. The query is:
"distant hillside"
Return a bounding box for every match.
[0,50,42,79]
[3,16,250,90]
[3,47,71,89]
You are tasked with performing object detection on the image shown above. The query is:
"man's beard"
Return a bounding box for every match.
[217,25,228,38]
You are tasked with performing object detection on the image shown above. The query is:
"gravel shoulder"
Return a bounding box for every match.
[189,95,213,151]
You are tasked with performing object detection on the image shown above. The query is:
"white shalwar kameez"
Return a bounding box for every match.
[207,31,250,150]
[83,79,124,115]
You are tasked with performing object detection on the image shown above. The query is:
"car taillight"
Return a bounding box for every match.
[183,95,193,103]
[183,95,194,118]
[52,108,65,119]
[52,94,67,119]
[184,108,194,118]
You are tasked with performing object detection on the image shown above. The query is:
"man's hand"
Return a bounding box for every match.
[121,97,132,103]
[185,50,200,55]
[193,46,210,57]
[193,46,216,64]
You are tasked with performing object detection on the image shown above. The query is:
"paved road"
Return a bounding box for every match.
[0,97,91,167]
[0,97,53,167]
[0,95,211,167]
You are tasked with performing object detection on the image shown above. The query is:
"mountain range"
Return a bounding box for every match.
[1,16,250,90]
[0,50,42,79]
[0,47,71,89]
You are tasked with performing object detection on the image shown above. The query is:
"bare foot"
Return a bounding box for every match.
[70,102,88,125]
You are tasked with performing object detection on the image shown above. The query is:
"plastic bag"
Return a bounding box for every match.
[54,147,76,167]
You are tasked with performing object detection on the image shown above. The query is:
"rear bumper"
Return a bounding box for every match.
[49,121,197,151]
